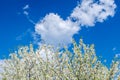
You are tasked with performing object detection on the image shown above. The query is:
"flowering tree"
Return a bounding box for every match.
[0,39,120,80]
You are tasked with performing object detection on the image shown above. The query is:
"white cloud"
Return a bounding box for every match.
[23,5,29,10]
[23,4,29,16]
[34,0,117,47]
[35,13,79,47]
[16,29,32,41]
[71,0,116,26]
[112,47,116,51]
[23,11,29,16]
[22,5,36,25]
[115,53,120,58]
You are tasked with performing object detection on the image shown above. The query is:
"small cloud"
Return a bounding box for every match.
[22,4,29,16]
[23,4,29,10]
[16,35,23,41]
[22,4,36,25]
[115,53,120,58]
[16,29,32,41]
[104,59,107,63]
[112,47,116,51]
[23,11,29,16]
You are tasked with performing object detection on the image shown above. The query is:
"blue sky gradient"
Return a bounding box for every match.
[0,0,120,66]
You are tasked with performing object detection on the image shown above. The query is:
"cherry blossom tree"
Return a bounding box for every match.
[0,39,120,80]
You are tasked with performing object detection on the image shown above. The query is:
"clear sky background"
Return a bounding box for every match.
[0,0,120,66]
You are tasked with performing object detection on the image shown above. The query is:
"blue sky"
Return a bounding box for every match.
[0,0,120,66]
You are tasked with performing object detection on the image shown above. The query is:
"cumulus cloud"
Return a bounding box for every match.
[35,13,79,46]
[71,0,116,26]
[34,0,116,47]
